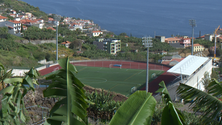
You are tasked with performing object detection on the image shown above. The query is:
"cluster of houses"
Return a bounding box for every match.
[2,8,222,58]
[155,36,205,52]
[0,8,116,55]
[62,17,105,37]
[0,9,105,38]
[61,38,122,55]
[156,32,222,66]
[0,9,47,36]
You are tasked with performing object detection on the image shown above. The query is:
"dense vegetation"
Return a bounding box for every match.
[23,26,56,40]
[86,90,122,121]
[0,27,69,68]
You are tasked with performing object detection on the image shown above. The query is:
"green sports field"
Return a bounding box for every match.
[75,66,164,96]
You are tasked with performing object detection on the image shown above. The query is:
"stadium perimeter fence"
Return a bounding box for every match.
[69,59,169,71]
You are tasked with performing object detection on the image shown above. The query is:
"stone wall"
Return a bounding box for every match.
[15,39,56,45]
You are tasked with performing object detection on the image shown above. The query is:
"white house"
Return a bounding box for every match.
[92,31,103,37]
[71,23,83,30]
[0,15,7,22]
[7,20,21,34]
[61,41,71,48]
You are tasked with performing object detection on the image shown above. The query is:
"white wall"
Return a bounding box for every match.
[184,59,212,91]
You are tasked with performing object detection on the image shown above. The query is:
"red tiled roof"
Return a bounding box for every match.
[165,37,181,41]
[92,31,102,33]
[0,15,7,19]
[193,43,203,47]
[48,18,54,21]
[20,19,37,24]
[47,27,56,31]
[61,41,71,44]
[7,26,13,29]
[8,20,20,24]
[200,35,205,38]
[182,38,190,40]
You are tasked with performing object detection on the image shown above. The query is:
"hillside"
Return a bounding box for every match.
[0,40,74,68]
[0,27,74,68]
[0,0,48,20]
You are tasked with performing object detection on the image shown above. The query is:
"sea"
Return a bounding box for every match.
[21,0,222,38]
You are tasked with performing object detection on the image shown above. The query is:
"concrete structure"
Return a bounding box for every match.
[165,37,181,43]
[168,55,212,90]
[0,15,7,22]
[18,39,56,45]
[161,55,184,66]
[179,38,191,47]
[61,41,71,48]
[20,19,45,29]
[155,36,165,42]
[6,20,21,34]
[205,34,214,41]
[193,44,205,52]
[71,23,83,31]
[103,39,121,54]
[157,55,212,102]
[92,31,103,37]
[93,38,121,54]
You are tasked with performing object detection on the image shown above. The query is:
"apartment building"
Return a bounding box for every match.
[93,38,121,54]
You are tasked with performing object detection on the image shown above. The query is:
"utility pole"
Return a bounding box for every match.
[56,22,58,61]
[142,36,152,93]
[214,25,220,62]
[189,19,196,55]
[54,15,61,61]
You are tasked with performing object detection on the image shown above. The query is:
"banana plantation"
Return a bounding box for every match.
[0,57,221,125]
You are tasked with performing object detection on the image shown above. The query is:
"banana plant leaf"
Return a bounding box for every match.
[161,101,184,125]
[156,81,172,103]
[177,79,222,122]
[0,67,39,125]
[156,81,185,125]
[43,57,88,125]
[109,91,156,125]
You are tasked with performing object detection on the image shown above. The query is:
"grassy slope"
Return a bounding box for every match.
[0,39,74,68]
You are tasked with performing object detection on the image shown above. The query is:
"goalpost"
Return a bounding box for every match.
[109,64,122,69]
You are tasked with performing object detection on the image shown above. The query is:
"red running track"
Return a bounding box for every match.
[39,60,176,93]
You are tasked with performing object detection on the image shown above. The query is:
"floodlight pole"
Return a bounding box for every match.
[54,14,61,62]
[189,19,196,55]
[56,21,58,61]
[142,36,152,93]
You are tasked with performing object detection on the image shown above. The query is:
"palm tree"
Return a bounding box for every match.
[177,78,222,124]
